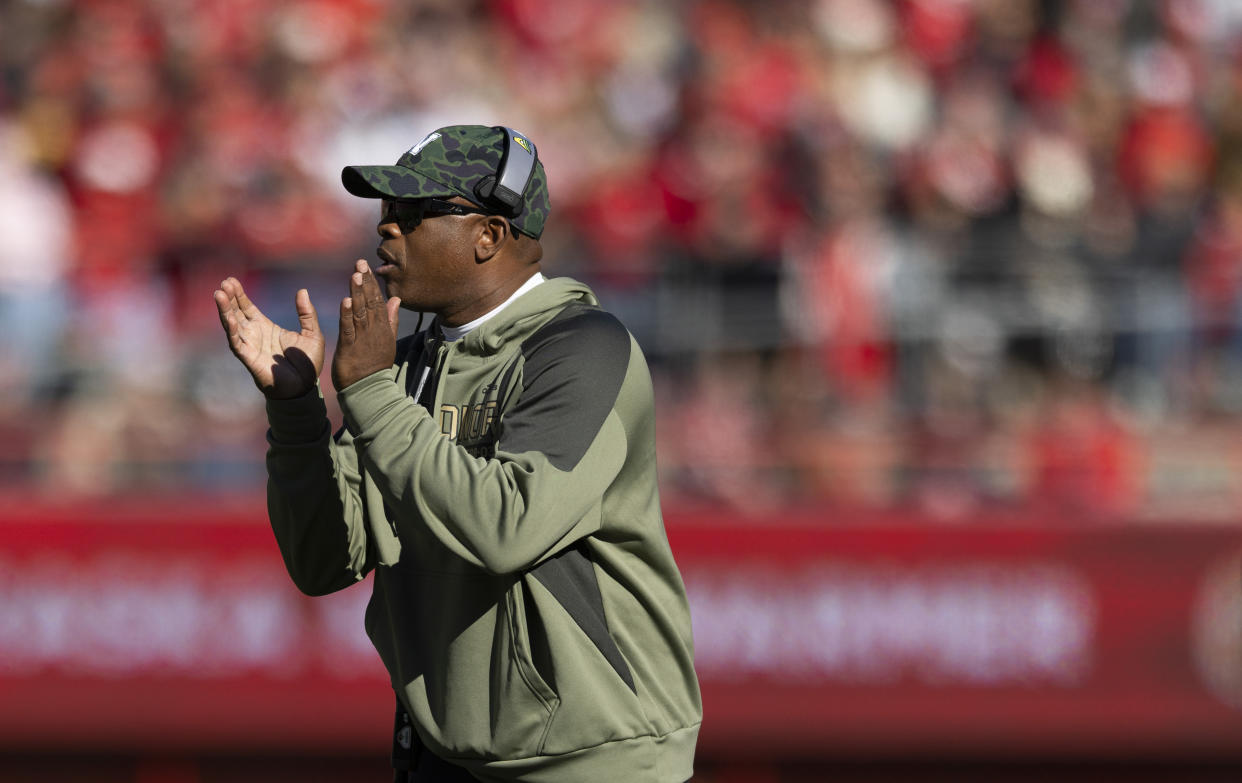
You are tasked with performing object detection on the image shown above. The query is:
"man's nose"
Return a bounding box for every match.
[377,218,402,238]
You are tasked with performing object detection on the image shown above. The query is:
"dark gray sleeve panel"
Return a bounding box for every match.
[498,305,632,472]
[529,544,636,693]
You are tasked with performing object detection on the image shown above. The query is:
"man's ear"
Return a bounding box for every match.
[475,216,510,263]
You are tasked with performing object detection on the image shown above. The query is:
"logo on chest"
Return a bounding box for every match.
[440,400,499,458]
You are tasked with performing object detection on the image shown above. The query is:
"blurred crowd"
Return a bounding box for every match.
[4,0,1242,521]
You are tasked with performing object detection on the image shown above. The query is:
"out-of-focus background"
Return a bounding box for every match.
[2,0,1242,780]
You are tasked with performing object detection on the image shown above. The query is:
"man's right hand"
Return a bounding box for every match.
[214,277,325,400]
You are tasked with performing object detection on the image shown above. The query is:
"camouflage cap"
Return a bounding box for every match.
[341,125,550,239]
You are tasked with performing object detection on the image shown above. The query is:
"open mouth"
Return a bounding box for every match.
[375,248,398,274]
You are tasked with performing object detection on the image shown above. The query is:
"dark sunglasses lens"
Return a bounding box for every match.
[383,200,423,225]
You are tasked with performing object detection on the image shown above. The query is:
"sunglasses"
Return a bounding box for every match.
[380,197,492,228]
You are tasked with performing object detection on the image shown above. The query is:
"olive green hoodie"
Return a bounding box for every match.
[263,277,701,782]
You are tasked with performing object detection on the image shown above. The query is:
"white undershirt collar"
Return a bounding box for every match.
[439,273,545,342]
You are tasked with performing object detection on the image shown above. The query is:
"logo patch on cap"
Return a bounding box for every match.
[407,132,442,159]
[513,135,532,154]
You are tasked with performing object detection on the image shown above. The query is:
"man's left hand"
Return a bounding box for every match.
[332,259,401,391]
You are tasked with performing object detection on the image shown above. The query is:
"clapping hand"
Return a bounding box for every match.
[331,260,402,391]
[214,278,325,400]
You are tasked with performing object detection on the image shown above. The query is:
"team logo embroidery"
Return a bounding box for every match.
[513,135,532,154]
[407,132,441,158]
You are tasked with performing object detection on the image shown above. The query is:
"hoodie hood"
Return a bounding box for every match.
[456,276,600,356]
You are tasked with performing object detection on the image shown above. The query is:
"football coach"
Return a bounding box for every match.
[213,125,702,782]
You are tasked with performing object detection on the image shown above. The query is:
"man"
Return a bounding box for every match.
[212,125,701,782]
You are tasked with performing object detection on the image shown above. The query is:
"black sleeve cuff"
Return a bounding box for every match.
[265,385,331,444]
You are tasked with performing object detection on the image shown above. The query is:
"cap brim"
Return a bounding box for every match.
[340,165,458,200]
[341,165,408,198]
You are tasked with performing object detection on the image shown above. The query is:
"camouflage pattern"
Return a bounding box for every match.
[341,125,551,239]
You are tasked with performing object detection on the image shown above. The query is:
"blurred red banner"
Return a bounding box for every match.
[1,498,1241,759]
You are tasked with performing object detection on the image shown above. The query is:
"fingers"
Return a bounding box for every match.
[352,259,387,309]
[339,297,355,344]
[295,288,321,337]
[214,281,239,323]
[214,286,248,355]
[213,288,234,332]
[349,272,368,325]
[387,296,401,340]
[231,279,261,319]
[216,277,264,325]
[346,260,394,347]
